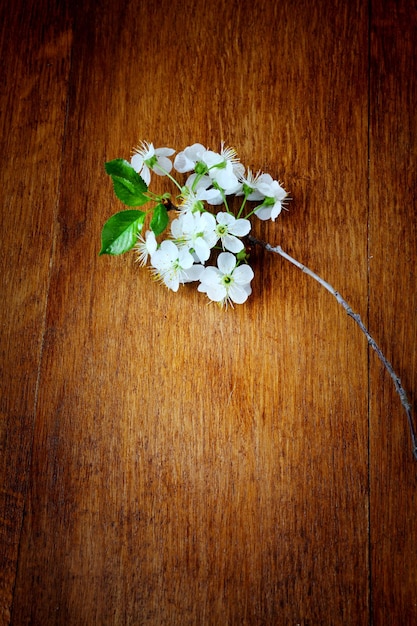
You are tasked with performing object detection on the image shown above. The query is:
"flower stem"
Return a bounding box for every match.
[153,164,183,191]
[221,190,230,213]
[249,235,417,462]
[237,195,248,218]
[145,190,164,203]
[191,173,203,192]
[213,183,230,213]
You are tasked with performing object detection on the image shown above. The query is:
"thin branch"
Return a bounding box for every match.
[249,235,417,462]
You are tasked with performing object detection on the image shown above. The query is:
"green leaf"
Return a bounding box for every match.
[111,178,149,206]
[105,159,148,191]
[150,203,169,236]
[105,159,149,206]
[99,210,145,255]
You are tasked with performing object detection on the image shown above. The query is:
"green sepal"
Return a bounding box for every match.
[150,203,169,236]
[105,159,149,206]
[236,248,250,262]
[194,161,208,175]
[99,209,145,255]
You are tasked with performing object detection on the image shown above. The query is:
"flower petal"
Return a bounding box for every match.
[174,154,192,173]
[170,217,184,239]
[270,205,282,221]
[164,274,180,292]
[199,266,222,285]
[254,206,272,221]
[160,240,178,256]
[217,252,236,275]
[131,153,144,171]
[257,173,273,186]
[213,168,238,191]
[184,264,204,282]
[154,156,173,174]
[178,248,194,269]
[228,283,250,304]
[204,190,224,205]
[155,147,175,157]
[223,234,244,253]
[256,182,273,196]
[202,150,223,168]
[193,238,211,263]
[205,283,227,302]
[233,264,254,284]
[229,218,251,236]
[186,143,206,159]
[216,212,234,226]
[140,165,151,186]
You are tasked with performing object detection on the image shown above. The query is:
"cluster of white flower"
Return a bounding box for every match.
[112,141,288,307]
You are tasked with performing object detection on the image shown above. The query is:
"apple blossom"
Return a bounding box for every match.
[253,174,288,221]
[135,230,157,266]
[171,211,217,263]
[215,212,251,253]
[150,240,203,291]
[103,141,288,305]
[198,252,254,307]
[131,141,175,186]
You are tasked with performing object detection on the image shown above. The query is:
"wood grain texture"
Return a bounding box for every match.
[0,1,72,623]
[0,0,415,624]
[369,1,417,623]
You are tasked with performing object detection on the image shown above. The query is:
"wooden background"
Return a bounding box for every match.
[1,0,416,623]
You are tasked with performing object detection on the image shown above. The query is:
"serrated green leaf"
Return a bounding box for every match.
[150,203,169,236]
[105,159,149,206]
[105,159,147,190]
[111,178,149,206]
[99,210,145,255]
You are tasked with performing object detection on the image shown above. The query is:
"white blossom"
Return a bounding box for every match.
[131,141,175,186]
[215,212,251,253]
[150,240,203,291]
[134,230,157,266]
[171,211,217,263]
[178,185,221,213]
[174,143,207,173]
[105,139,292,307]
[184,174,224,205]
[198,252,254,307]
[237,169,266,201]
[201,150,240,193]
[253,174,288,221]
[220,143,245,181]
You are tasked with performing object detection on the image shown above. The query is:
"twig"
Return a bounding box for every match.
[249,235,417,462]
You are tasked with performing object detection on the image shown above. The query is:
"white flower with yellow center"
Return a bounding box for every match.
[237,169,266,201]
[150,240,203,291]
[178,186,221,213]
[171,211,217,263]
[135,230,157,266]
[198,252,254,307]
[201,150,240,193]
[253,174,288,221]
[131,141,175,186]
[174,143,207,173]
[215,212,251,253]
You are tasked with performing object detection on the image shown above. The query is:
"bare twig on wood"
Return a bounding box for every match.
[249,235,417,462]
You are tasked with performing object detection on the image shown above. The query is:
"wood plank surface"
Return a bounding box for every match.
[369,2,417,623]
[0,0,415,624]
[0,1,72,623]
